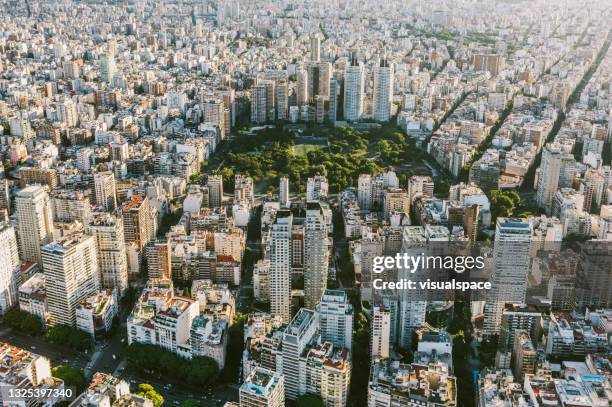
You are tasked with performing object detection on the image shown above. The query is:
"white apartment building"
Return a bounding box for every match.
[87,212,129,296]
[282,309,318,399]
[76,289,118,337]
[484,219,533,336]
[304,203,329,309]
[317,290,353,352]
[306,175,328,201]
[94,171,117,212]
[0,223,20,315]
[344,58,364,121]
[16,185,54,267]
[43,233,99,327]
[19,273,48,324]
[371,303,391,360]
[190,315,228,369]
[269,210,293,322]
[373,59,394,122]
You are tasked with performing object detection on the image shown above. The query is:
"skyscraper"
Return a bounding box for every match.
[317,289,353,352]
[279,177,289,208]
[304,202,329,309]
[329,78,339,124]
[16,185,54,267]
[398,226,429,348]
[282,309,318,399]
[56,98,78,127]
[251,82,269,124]
[484,219,533,336]
[276,79,288,120]
[145,239,172,279]
[310,33,321,62]
[306,175,328,201]
[371,303,391,360]
[88,212,129,296]
[536,143,576,214]
[100,53,116,83]
[0,223,20,315]
[121,195,155,251]
[306,62,331,103]
[94,171,117,212]
[202,98,227,139]
[270,210,293,322]
[358,174,372,210]
[373,58,394,122]
[43,233,99,327]
[296,69,308,107]
[343,56,364,122]
[207,175,224,208]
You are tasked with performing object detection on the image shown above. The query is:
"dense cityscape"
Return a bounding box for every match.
[0,0,611,406]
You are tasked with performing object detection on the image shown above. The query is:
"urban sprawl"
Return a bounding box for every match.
[0,0,612,406]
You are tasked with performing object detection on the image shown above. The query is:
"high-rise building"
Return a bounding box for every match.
[536,143,576,214]
[276,80,288,120]
[304,202,329,309]
[471,53,505,76]
[317,289,353,352]
[329,78,339,124]
[511,331,537,382]
[310,33,321,62]
[235,175,254,206]
[358,174,372,209]
[371,303,391,360]
[57,98,78,127]
[343,56,364,122]
[398,227,429,348]
[0,179,10,215]
[94,171,117,212]
[16,185,54,267]
[0,223,20,315]
[484,219,533,336]
[18,167,58,190]
[279,177,289,208]
[282,309,318,399]
[270,210,293,322]
[306,175,328,201]
[43,233,99,327]
[145,239,172,279]
[100,53,116,83]
[296,69,308,107]
[373,59,394,122]
[495,304,542,368]
[202,98,227,139]
[464,204,480,243]
[88,212,129,296]
[306,62,331,103]
[239,368,285,407]
[121,195,155,251]
[305,342,351,407]
[384,188,409,220]
[207,175,224,208]
[50,190,91,224]
[576,240,612,309]
[251,82,269,124]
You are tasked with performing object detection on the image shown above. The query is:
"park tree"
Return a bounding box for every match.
[136,384,164,407]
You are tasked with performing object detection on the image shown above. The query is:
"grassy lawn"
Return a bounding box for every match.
[292,143,326,157]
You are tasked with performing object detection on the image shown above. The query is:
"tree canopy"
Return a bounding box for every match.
[296,394,324,407]
[52,365,87,394]
[136,384,164,407]
[126,343,218,387]
[3,309,43,336]
[46,325,92,351]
